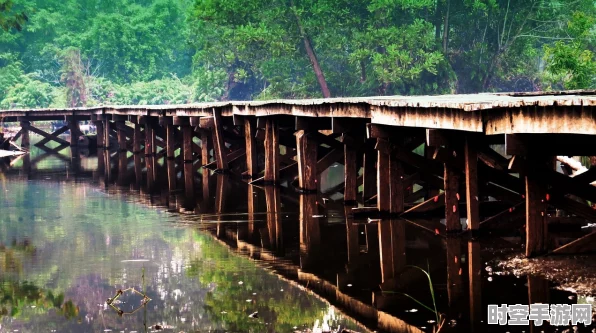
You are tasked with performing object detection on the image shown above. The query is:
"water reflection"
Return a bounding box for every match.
[1,134,596,333]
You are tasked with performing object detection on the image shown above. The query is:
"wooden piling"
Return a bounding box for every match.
[390,157,404,214]
[19,120,30,148]
[377,142,390,213]
[166,123,176,159]
[264,118,280,185]
[144,121,155,157]
[363,144,376,201]
[67,117,80,146]
[296,130,317,191]
[94,120,104,149]
[183,124,195,208]
[116,120,126,151]
[133,122,142,154]
[344,141,358,203]
[201,131,212,165]
[244,118,258,178]
[104,120,112,149]
[444,163,462,231]
[465,137,479,230]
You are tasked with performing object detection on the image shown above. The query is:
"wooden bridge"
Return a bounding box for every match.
[3,90,596,258]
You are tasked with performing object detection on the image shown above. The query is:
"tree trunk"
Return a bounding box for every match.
[442,0,450,54]
[290,0,331,98]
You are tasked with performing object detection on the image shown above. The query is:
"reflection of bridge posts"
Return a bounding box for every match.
[446,237,464,320]
[215,174,229,238]
[117,151,127,186]
[69,147,81,177]
[300,194,320,270]
[468,240,482,333]
[345,206,359,267]
[378,219,406,286]
[264,186,282,253]
[528,275,549,333]
[22,152,31,178]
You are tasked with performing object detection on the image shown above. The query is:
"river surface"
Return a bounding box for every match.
[1,134,596,333]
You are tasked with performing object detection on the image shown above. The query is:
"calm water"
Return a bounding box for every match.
[1,134,596,333]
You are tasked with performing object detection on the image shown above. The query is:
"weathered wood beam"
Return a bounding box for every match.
[479,202,525,230]
[390,157,405,214]
[550,231,596,255]
[402,193,445,215]
[377,140,391,213]
[166,124,177,159]
[203,148,246,169]
[344,139,358,203]
[316,148,343,175]
[444,163,462,232]
[26,125,70,147]
[35,126,69,147]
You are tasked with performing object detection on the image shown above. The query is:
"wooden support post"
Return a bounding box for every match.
[166,123,176,159]
[133,123,142,154]
[377,140,390,213]
[182,125,193,163]
[116,121,126,151]
[465,137,479,231]
[390,157,404,214]
[212,109,228,171]
[19,120,30,148]
[144,121,155,156]
[201,131,212,165]
[363,143,376,201]
[146,156,156,192]
[296,130,317,191]
[183,125,195,209]
[344,140,358,203]
[525,158,549,257]
[444,163,462,232]
[94,121,104,149]
[104,120,112,149]
[264,118,280,184]
[67,117,80,146]
[244,118,258,178]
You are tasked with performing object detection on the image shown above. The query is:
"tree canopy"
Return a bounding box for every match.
[0,0,595,108]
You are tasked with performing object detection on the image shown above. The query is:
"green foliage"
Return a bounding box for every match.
[0,73,54,108]
[2,0,596,108]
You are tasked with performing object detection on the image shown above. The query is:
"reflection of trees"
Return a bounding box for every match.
[186,235,350,332]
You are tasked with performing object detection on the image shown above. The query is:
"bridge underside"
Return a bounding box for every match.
[3,91,596,259]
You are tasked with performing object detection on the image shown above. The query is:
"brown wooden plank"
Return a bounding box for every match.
[144,122,155,156]
[26,125,70,147]
[182,125,193,162]
[133,123,142,154]
[362,142,377,201]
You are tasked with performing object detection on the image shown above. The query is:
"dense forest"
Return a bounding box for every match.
[0,0,594,109]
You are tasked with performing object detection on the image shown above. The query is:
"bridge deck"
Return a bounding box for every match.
[2,90,596,134]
